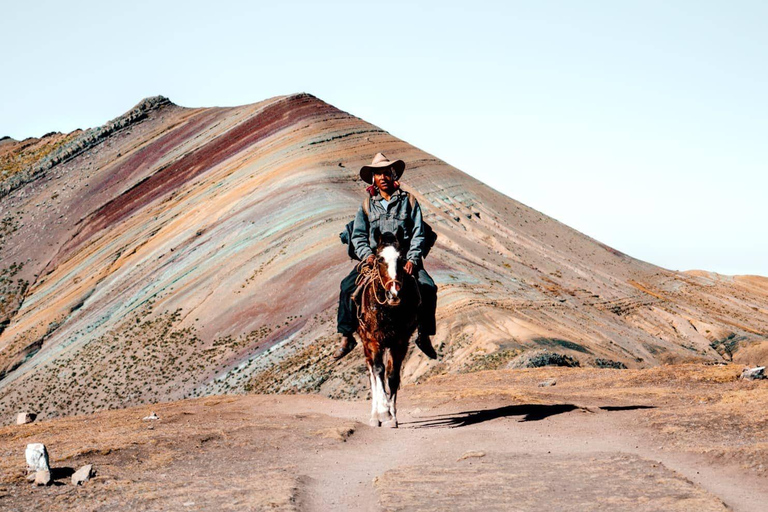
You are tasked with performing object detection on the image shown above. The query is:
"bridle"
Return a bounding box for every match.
[379,265,403,297]
[353,252,417,321]
[355,258,397,308]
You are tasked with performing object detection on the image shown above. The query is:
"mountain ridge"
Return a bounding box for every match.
[0,93,765,424]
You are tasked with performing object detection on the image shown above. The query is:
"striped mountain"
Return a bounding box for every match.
[0,93,766,423]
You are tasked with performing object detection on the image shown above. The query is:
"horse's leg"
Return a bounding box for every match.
[363,336,391,427]
[366,360,380,427]
[382,344,407,428]
[362,336,379,427]
[369,350,393,426]
[381,349,397,428]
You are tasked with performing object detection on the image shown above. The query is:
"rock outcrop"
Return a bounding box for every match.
[0,96,172,199]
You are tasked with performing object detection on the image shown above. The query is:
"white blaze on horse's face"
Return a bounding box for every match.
[380,246,400,298]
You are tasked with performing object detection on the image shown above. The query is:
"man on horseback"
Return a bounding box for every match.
[334,153,438,360]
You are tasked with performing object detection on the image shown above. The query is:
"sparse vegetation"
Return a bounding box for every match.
[0,299,293,423]
[0,261,28,337]
[0,214,20,254]
[463,349,521,373]
[594,358,628,369]
[0,133,79,187]
[508,350,581,369]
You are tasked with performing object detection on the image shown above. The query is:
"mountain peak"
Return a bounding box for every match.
[128,95,175,112]
[0,93,765,424]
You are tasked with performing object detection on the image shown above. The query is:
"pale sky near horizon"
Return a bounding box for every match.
[2,1,766,276]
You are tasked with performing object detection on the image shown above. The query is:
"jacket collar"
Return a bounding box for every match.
[373,188,405,202]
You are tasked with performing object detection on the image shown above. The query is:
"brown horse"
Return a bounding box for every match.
[355,228,419,428]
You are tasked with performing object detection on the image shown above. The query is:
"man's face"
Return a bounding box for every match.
[373,167,396,192]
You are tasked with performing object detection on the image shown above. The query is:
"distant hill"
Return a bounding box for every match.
[0,93,765,424]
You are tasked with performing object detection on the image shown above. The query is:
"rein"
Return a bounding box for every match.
[354,258,419,322]
[354,260,389,321]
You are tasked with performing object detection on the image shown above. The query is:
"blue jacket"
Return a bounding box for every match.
[351,188,426,266]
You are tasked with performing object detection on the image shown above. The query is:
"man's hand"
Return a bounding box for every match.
[404,260,415,276]
[366,254,376,267]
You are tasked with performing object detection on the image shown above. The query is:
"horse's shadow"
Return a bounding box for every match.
[402,404,655,428]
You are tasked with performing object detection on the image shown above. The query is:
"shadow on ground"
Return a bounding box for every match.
[403,403,656,428]
[49,467,75,486]
[599,405,655,411]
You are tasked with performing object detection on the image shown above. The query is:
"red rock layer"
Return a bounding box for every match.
[0,93,765,423]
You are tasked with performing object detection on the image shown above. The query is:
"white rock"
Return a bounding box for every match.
[16,412,36,425]
[741,366,766,380]
[25,443,50,473]
[143,412,159,421]
[71,464,94,485]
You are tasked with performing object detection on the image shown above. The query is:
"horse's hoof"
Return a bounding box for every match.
[369,418,381,427]
[382,419,398,429]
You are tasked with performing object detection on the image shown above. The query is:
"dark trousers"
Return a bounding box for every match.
[337,264,437,336]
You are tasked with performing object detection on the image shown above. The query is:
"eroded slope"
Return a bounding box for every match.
[0,93,765,423]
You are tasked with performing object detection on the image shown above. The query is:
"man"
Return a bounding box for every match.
[334,153,438,360]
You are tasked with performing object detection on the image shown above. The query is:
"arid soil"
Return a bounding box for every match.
[0,364,765,511]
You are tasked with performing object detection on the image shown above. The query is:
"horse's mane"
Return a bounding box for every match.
[378,231,399,247]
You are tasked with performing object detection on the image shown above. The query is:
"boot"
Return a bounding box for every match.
[415,332,438,359]
[332,333,357,360]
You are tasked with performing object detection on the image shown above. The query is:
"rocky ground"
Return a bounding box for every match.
[0,363,765,511]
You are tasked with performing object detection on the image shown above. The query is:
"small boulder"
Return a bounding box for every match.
[143,412,159,421]
[16,413,36,425]
[34,469,51,486]
[25,443,50,473]
[71,464,95,485]
[741,366,766,380]
[457,451,486,461]
[538,378,557,387]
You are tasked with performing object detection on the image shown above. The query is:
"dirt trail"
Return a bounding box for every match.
[0,365,765,511]
[287,396,767,512]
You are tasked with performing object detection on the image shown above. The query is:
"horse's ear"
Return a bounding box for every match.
[373,227,381,244]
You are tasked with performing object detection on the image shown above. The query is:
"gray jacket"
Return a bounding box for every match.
[351,188,426,266]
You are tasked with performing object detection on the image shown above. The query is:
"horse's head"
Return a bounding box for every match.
[373,227,406,307]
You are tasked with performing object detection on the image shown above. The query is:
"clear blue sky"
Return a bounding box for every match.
[2,1,766,276]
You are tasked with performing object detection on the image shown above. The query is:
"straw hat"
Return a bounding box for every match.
[359,153,405,184]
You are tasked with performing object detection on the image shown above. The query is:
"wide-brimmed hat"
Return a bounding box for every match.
[359,153,405,184]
